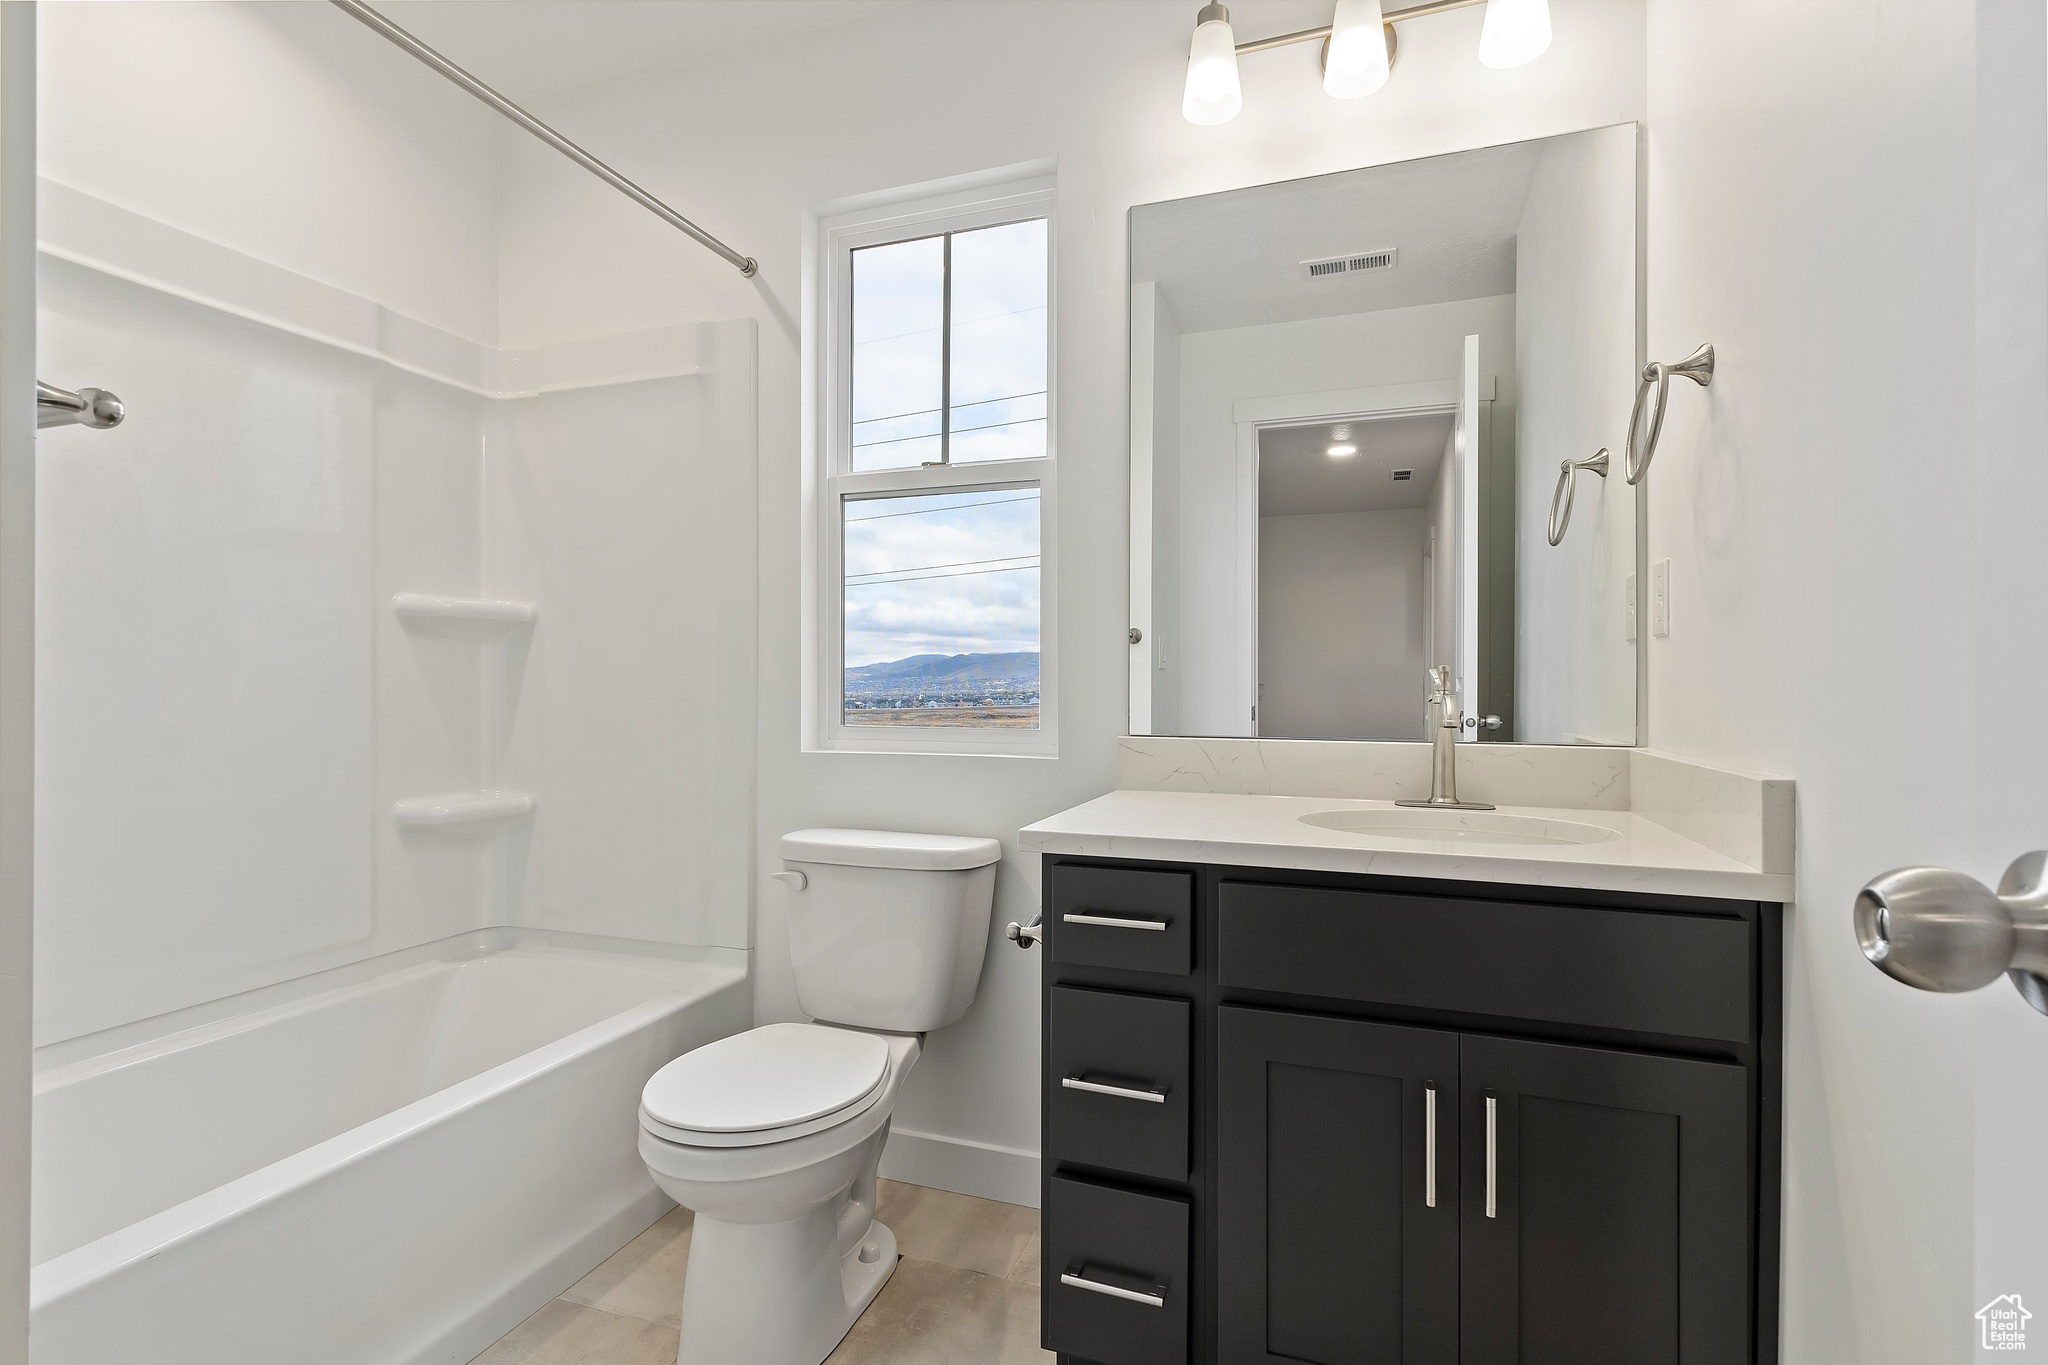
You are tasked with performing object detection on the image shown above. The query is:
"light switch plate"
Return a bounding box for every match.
[1625,573,1637,643]
[1652,559,1671,637]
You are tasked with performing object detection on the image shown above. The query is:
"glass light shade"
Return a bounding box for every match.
[1478,0,1552,68]
[1323,0,1390,99]
[1182,17,1243,125]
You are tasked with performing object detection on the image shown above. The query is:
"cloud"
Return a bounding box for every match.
[844,488,1040,666]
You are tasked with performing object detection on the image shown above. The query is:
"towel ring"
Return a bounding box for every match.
[1547,448,1609,546]
[1623,342,1715,485]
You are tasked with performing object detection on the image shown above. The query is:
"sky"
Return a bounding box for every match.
[843,487,1040,668]
[844,218,1047,669]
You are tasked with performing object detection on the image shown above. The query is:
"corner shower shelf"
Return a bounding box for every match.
[392,592,537,637]
[392,791,536,832]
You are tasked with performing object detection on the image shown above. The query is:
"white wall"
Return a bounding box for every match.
[0,8,33,1358]
[1258,508,1426,738]
[36,2,504,345]
[488,327,757,950]
[29,4,756,1047]
[30,0,515,1044]
[1514,124,1636,745]
[34,252,473,1044]
[1176,294,1516,736]
[1644,2,2038,1360]
[29,207,757,1053]
[495,0,1643,1200]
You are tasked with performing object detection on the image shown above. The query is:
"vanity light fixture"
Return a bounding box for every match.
[1323,0,1391,99]
[1477,0,1552,68]
[1183,0,1552,125]
[1181,4,1243,126]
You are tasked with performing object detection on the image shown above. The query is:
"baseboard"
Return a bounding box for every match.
[880,1126,1041,1208]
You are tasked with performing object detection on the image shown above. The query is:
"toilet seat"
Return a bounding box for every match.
[640,1022,893,1149]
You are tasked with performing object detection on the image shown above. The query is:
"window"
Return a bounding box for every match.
[809,171,1056,754]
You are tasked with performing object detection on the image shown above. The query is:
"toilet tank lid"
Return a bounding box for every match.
[780,827,1001,871]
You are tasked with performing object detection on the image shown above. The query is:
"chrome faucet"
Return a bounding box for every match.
[1396,666,1494,810]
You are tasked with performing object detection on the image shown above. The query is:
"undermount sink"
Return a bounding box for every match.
[1297,807,1623,848]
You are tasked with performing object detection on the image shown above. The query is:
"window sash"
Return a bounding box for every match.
[829,194,1054,482]
[849,218,1048,471]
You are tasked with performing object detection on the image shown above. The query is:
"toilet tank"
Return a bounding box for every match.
[779,828,1001,1033]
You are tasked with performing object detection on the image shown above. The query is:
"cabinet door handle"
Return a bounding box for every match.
[1062,912,1168,931]
[1484,1092,1498,1219]
[1425,1083,1437,1208]
[1061,1267,1166,1307]
[1061,1075,1168,1103]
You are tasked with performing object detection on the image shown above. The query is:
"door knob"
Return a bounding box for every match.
[1855,851,2048,1014]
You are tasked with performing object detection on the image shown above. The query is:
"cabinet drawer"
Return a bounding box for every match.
[1051,865,1193,976]
[1049,986,1190,1182]
[1045,1175,1189,1365]
[1218,882,1752,1044]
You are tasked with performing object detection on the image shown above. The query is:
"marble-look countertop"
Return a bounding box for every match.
[1020,789,1792,902]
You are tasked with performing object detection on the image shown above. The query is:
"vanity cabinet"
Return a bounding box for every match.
[1038,857,1782,1365]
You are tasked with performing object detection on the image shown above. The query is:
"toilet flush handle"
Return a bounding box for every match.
[769,869,808,891]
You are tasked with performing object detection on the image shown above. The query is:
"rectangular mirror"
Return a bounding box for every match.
[1129,124,1640,745]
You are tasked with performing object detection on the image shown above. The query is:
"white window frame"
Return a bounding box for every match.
[802,168,1058,756]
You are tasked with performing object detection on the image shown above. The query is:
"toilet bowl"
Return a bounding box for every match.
[640,1024,922,1365]
[638,828,1000,1365]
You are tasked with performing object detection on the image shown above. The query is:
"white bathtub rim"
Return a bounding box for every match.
[33,957,458,1094]
[30,964,745,1311]
[33,925,748,1069]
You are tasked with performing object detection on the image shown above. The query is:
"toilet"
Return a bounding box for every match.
[638,827,1002,1365]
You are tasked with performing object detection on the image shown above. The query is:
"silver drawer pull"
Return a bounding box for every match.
[1062,1075,1168,1103]
[1484,1092,1498,1219]
[1062,912,1168,931]
[1424,1083,1437,1208]
[1060,1269,1166,1307]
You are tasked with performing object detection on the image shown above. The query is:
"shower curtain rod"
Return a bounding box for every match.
[330,0,757,278]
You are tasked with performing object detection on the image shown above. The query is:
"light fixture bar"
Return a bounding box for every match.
[1232,0,1485,55]
[330,0,757,277]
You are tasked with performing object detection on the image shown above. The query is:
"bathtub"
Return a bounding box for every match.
[28,927,750,1365]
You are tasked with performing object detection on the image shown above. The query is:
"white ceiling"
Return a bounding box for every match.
[377,0,918,104]
[1258,412,1452,516]
[1133,139,1547,334]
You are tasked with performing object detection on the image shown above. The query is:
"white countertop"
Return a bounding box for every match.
[1019,789,1791,901]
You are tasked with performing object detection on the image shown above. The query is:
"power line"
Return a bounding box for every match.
[845,563,1040,588]
[854,388,1047,432]
[843,493,1038,523]
[848,552,1040,583]
[946,414,1047,441]
[852,410,1047,451]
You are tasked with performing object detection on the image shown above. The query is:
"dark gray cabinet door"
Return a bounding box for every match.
[1459,1034,1751,1365]
[1216,1007,1460,1365]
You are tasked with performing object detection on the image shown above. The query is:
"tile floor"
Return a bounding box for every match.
[469,1180,1053,1365]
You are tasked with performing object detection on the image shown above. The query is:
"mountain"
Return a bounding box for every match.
[844,651,1039,702]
